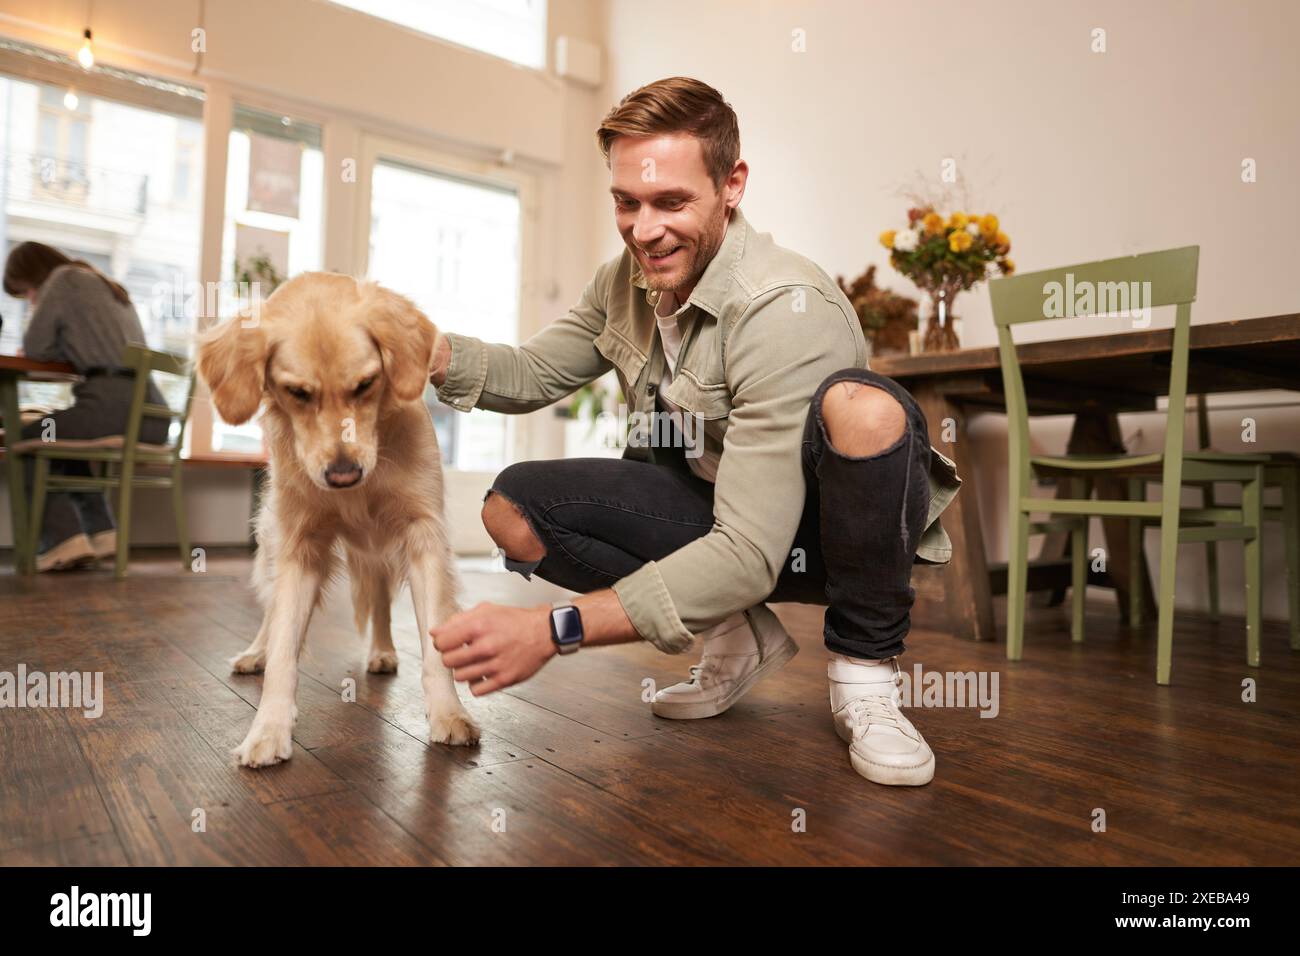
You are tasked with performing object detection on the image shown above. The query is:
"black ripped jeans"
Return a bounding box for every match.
[485,368,932,660]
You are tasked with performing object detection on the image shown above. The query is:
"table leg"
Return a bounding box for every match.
[911,384,996,642]
[1,375,29,573]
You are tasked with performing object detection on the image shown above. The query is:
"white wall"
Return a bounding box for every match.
[595,0,1300,620]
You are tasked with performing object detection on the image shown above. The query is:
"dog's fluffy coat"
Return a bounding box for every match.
[197,272,478,767]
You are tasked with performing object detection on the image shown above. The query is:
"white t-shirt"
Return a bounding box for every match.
[654,291,721,482]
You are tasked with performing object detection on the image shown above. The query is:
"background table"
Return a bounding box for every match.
[871,313,1300,642]
[0,354,78,566]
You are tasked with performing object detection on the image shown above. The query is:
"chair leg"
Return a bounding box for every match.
[1127,478,1145,628]
[1203,481,1221,622]
[1243,468,1264,669]
[1070,478,1087,643]
[1155,491,1181,687]
[171,462,190,572]
[1279,465,1300,652]
[26,457,50,574]
[1006,509,1031,660]
[1070,519,1087,643]
[115,462,135,580]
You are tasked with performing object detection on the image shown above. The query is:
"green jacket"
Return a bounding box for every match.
[437,207,961,654]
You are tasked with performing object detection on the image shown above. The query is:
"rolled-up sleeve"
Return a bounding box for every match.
[435,259,616,414]
[612,288,861,653]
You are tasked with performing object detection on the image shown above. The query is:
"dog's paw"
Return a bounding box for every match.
[366,650,399,674]
[229,650,266,674]
[232,722,293,768]
[428,709,480,747]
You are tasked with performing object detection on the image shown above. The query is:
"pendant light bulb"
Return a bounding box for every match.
[77,28,94,69]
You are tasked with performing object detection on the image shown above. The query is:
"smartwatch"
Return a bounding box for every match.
[548,600,584,654]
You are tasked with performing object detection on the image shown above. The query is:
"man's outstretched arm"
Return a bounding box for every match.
[431,586,639,696]
[431,259,618,414]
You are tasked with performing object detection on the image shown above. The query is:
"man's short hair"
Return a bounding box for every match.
[596,77,740,189]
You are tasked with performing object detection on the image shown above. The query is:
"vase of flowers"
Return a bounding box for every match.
[880,208,1014,352]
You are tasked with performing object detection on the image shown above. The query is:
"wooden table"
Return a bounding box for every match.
[871,313,1300,642]
[0,354,78,566]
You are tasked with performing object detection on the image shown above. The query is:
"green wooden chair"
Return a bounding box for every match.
[990,246,1268,685]
[1128,397,1300,655]
[14,344,195,579]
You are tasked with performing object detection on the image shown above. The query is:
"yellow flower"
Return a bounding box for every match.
[948,230,973,253]
[979,213,999,236]
[995,231,1011,252]
[948,212,970,230]
[879,229,896,249]
[922,211,944,234]
[1000,258,1015,275]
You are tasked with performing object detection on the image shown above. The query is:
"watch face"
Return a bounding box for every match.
[550,605,583,646]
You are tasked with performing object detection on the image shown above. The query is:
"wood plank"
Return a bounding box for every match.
[872,313,1300,380]
[0,706,117,853]
[3,552,1297,866]
[263,789,449,866]
[310,718,724,866]
[69,710,327,865]
[0,833,129,866]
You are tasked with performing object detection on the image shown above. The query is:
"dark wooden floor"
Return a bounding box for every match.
[1,548,1297,866]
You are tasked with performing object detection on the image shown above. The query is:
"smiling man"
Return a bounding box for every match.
[429,77,961,786]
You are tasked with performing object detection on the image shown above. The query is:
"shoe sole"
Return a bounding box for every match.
[834,721,936,786]
[848,747,935,786]
[651,636,799,720]
[36,551,97,572]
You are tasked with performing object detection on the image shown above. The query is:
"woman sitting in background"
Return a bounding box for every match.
[4,242,168,571]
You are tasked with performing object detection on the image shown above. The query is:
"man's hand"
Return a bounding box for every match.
[429,334,452,388]
[432,602,556,696]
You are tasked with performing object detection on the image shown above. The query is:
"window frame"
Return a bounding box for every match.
[351,132,540,474]
[187,83,332,462]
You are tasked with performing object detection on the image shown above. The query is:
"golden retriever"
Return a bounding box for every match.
[197,272,479,768]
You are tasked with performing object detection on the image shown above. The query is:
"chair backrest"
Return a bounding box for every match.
[120,344,196,462]
[988,246,1199,487]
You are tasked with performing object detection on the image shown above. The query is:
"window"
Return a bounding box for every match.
[367,158,521,471]
[329,0,547,69]
[35,85,91,205]
[0,71,204,415]
[209,106,324,454]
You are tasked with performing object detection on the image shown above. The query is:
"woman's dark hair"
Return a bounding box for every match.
[3,241,132,306]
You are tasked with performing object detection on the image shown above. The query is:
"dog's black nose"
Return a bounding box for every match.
[324,457,363,488]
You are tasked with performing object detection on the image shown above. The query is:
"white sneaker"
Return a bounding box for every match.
[829,653,935,786]
[651,604,799,719]
[35,533,96,572]
[89,529,117,559]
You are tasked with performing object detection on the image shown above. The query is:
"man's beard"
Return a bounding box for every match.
[643,204,730,294]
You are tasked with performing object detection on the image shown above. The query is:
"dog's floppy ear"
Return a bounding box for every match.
[365,284,437,403]
[196,314,268,425]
